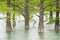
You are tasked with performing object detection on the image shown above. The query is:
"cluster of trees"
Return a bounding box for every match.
[0,0,60,33]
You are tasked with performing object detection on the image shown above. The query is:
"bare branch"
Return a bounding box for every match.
[44,3,55,9]
[34,13,39,17]
[21,13,25,17]
[15,6,25,17]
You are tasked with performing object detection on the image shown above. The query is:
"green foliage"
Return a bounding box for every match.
[0,0,60,23]
[0,0,59,13]
[0,0,5,2]
[47,17,55,24]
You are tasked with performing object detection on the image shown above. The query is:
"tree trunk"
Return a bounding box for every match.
[49,3,53,18]
[55,0,60,30]
[25,0,29,29]
[6,0,12,32]
[13,13,16,27]
[49,5,53,21]
[13,0,16,27]
[38,0,44,33]
[50,11,53,18]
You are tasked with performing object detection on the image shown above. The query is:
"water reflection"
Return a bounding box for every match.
[38,33,44,40]
[55,30,59,35]
[6,32,12,40]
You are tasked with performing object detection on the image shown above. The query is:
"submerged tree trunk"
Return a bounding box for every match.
[6,13,12,32]
[6,0,12,32]
[13,0,16,27]
[55,0,60,30]
[38,0,44,32]
[25,0,29,29]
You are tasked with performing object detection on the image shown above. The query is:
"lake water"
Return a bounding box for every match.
[0,13,60,40]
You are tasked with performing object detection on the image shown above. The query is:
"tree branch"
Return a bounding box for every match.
[34,13,39,17]
[15,6,25,17]
[44,3,55,9]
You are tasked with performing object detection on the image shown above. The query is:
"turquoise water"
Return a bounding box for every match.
[0,14,60,40]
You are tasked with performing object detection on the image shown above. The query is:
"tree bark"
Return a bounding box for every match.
[25,0,29,29]
[13,0,16,27]
[38,0,44,33]
[55,0,60,30]
[6,0,12,32]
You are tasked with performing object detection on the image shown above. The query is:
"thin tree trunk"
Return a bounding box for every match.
[50,11,53,18]
[55,0,60,30]
[13,0,16,27]
[6,0,12,32]
[50,5,53,18]
[38,0,44,32]
[25,0,29,29]
[49,5,53,21]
